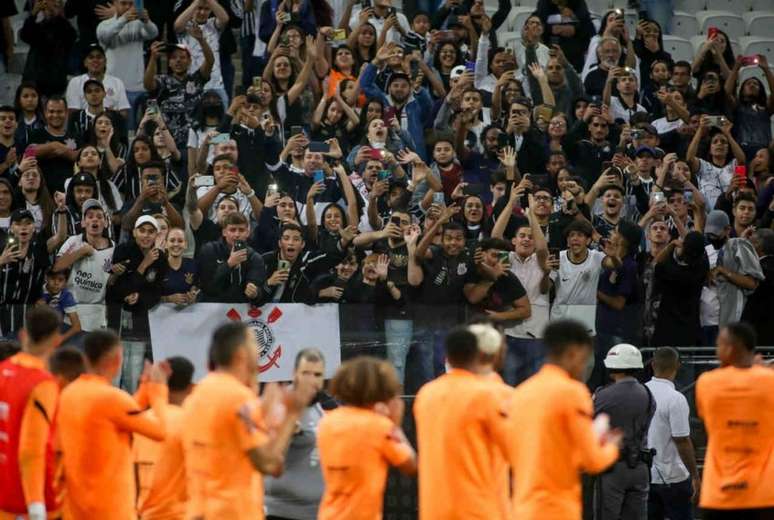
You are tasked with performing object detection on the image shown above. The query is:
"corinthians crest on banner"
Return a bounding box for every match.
[226,306,284,373]
[149,303,342,382]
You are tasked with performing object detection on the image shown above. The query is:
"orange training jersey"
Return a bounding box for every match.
[506,364,619,520]
[181,372,269,520]
[316,406,414,520]
[413,368,513,520]
[135,404,186,520]
[57,374,167,520]
[697,365,774,510]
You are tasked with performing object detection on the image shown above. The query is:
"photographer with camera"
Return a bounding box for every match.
[593,343,656,520]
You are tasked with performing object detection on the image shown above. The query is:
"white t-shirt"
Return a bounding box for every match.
[700,244,720,327]
[646,377,691,485]
[609,97,646,124]
[506,252,550,339]
[57,235,115,331]
[65,73,131,112]
[196,186,253,223]
[652,116,684,135]
[180,18,223,91]
[347,7,410,44]
[696,158,735,211]
[187,126,219,165]
[550,249,606,335]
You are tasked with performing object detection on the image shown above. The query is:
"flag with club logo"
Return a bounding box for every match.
[148,303,341,382]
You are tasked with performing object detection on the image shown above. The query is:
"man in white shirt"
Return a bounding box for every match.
[65,44,130,119]
[96,0,159,126]
[645,347,700,520]
[174,0,230,107]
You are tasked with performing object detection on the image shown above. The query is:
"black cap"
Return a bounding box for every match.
[85,43,105,56]
[71,173,97,188]
[10,209,35,224]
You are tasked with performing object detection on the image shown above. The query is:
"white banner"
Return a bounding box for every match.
[148,303,341,382]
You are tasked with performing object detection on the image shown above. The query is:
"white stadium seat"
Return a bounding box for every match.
[739,36,774,61]
[497,31,521,49]
[515,0,538,7]
[749,0,773,11]
[743,11,774,38]
[738,65,774,94]
[705,0,744,11]
[675,0,706,13]
[662,36,696,63]
[671,12,701,39]
[586,0,613,16]
[695,11,745,41]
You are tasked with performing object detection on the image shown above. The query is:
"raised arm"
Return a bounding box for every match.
[144,41,165,92]
[287,35,317,106]
[173,0,199,33]
[685,117,707,173]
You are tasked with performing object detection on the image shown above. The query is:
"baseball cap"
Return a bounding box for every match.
[704,210,730,237]
[70,173,97,189]
[81,198,104,217]
[450,65,467,80]
[167,43,191,56]
[604,343,644,369]
[134,215,160,231]
[635,123,658,136]
[84,43,105,56]
[634,145,657,157]
[10,209,35,224]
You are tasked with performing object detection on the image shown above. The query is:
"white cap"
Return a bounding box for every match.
[134,215,160,231]
[450,65,466,79]
[468,324,503,356]
[604,343,644,370]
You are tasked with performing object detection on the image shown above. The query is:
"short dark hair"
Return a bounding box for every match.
[280,222,305,239]
[564,219,594,238]
[724,322,757,352]
[601,183,624,197]
[212,153,233,166]
[294,347,325,370]
[140,161,165,175]
[49,346,86,382]
[673,60,691,72]
[733,191,756,208]
[478,237,510,252]
[45,96,67,109]
[0,105,15,115]
[330,356,400,406]
[24,307,62,344]
[209,322,249,368]
[542,319,592,357]
[0,340,20,361]
[445,326,479,368]
[166,356,194,392]
[84,329,121,365]
[442,221,465,236]
[652,346,680,374]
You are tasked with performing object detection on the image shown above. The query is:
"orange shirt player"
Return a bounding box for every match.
[697,322,774,518]
[506,319,622,520]
[0,308,63,520]
[134,356,195,520]
[317,357,417,520]
[57,329,169,520]
[414,326,513,520]
[181,321,316,520]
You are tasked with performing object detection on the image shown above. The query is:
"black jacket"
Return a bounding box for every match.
[261,248,344,304]
[198,239,266,303]
[107,241,167,310]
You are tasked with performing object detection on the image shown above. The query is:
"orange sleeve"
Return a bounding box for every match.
[18,379,58,506]
[379,421,414,468]
[567,388,619,475]
[238,399,269,452]
[109,383,168,442]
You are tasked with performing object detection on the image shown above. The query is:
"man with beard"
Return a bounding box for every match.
[361,48,433,161]
[565,109,616,188]
[640,219,671,347]
[583,37,631,98]
[264,348,334,519]
[457,126,504,204]
[588,183,625,242]
[503,98,547,176]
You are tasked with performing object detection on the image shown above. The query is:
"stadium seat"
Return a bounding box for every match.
[695,11,745,41]
[497,31,521,49]
[505,6,537,32]
[743,12,774,37]
[515,0,538,7]
[705,0,744,11]
[610,0,628,8]
[671,12,701,39]
[675,0,706,13]
[739,36,774,61]
[586,0,612,16]
[749,0,772,11]
[662,36,696,63]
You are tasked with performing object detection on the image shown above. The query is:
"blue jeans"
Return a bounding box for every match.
[126,90,147,133]
[116,339,147,393]
[503,336,544,386]
[640,0,674,34]
[384,319,414,385]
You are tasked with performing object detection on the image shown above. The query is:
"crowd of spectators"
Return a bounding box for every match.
[0,0,772,392]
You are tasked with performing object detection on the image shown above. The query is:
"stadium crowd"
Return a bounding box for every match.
[0,0,773,517]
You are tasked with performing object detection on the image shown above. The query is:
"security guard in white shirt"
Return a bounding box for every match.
[593,343,656,520]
